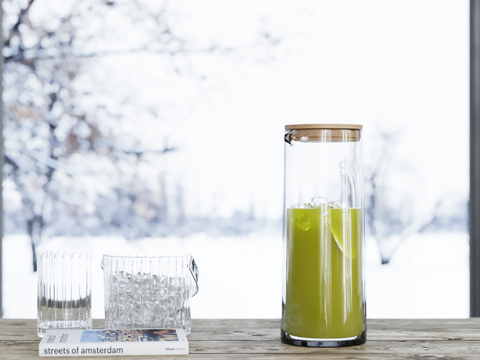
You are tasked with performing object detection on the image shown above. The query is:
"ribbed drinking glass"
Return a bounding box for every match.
[37,250,92,337]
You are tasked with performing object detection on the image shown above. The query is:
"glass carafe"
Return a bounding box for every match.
[281,124,366,347]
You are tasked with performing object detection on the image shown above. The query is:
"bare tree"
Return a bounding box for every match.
[365,129,467,264]
[3,0,186,270]
[3,0,278,270]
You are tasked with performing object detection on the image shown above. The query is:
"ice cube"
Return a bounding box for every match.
[311,196,328,205]
[118,279,126,290]
[141,278,151,290]
[329,201,347,209]
[159,288,168,299]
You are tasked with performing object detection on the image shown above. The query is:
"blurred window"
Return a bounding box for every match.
[2,0,469,318]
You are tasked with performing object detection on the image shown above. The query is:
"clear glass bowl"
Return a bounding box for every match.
[102,252,199,335]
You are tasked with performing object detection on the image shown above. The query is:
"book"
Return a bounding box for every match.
[39,328,189,357]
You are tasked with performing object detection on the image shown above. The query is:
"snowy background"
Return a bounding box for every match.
[2,0,469,318]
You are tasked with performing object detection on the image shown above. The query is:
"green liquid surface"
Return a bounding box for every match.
[284,207,364,339]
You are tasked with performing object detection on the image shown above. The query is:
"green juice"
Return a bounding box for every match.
[284,207,364,339]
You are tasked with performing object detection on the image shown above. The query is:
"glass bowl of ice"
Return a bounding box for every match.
[102,253,199,335]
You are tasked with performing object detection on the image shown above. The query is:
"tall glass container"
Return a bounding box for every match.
[281,124,366,347]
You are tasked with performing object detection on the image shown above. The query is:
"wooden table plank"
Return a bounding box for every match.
[3,339,480,355]
[4,319,480,341]
[1,318,480,359]
[4,354,479,360]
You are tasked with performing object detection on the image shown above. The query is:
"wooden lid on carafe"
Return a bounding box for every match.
[285,124,362,142]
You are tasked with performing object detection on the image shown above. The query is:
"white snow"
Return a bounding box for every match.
[3,231,468,319]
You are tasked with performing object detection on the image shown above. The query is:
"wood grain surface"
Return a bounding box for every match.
[1,318,480,359]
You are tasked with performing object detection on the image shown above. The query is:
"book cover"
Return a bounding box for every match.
[39,328,189,357]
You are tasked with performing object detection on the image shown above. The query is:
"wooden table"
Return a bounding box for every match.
[1,319,480,359]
